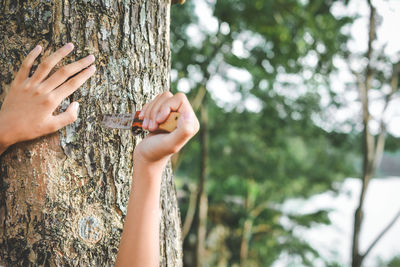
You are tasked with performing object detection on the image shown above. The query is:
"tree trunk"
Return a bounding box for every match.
[0,1,182,266]
[239,218,253,267]
[351,1,375,266]
[351,1,400,266]
[196,101,208,267]
[240,180,258,267]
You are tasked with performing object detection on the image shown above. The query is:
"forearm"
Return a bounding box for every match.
[0,144,7,156]
[0,116,12,156]
[115,92,199,266]
[115,154,167,267]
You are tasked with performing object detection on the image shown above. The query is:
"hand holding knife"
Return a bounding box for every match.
[100,92,199,165]
[115,92,199,266]
[101,111,180,135]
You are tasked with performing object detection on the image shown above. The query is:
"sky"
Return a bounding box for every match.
[188,0,400,265]
[328,0,400,137]
[276,177,400,266]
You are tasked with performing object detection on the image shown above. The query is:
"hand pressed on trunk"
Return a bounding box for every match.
[0,43,96,154]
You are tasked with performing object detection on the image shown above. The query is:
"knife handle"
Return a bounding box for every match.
[158,112,180,132]
[133,111,180,134]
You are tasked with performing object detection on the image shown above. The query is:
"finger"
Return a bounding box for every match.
[155,93,192,124]
[51,102,80,131]
[148,91,173,131]
[14,45,42,84]
[142,94,162,130]
[52,65,96,103]
[139,102,149,120]
[39,54,95,93]
[31,43,74,83]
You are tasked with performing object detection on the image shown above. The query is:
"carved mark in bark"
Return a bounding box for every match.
[78,216,103,244]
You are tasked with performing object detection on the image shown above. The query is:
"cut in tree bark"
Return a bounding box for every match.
[0,0,182,266]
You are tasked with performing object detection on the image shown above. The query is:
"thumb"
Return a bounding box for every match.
[163,111,199,153]
[53,102,80,129]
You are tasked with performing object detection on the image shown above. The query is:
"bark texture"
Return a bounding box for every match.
[0,0,182,266]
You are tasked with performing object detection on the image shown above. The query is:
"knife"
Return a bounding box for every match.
[101,111,180,135]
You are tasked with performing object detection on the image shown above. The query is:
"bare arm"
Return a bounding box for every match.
[0,138,8,155]
[116,92,199,266]
[0,43,96,155]
[116,155,165,267]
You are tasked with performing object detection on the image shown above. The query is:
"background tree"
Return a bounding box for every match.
[350,1,400,266]
[0,1,182,265]
[170,0,362,266]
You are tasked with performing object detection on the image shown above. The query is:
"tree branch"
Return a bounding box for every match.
[250,201,269,218]
[361,208,400,260]
[252,224,271,234]
[351,1,377,266]
[371,124,386,173]
[182,184,198,241]
[371,62,399,173]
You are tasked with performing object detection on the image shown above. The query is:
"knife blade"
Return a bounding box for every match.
[101,111,180,135]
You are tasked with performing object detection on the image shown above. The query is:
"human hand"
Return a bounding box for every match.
[117,92,198,266]
[134,92,200,166]
[0,43,96,152]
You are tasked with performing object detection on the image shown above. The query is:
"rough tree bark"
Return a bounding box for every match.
[0,0,182,266]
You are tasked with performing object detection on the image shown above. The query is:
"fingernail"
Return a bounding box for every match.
[143,118,148,128]
[86,55,95,62]
[71,102,80,113]
[88,65,96,73]
[65,42,74,50]
[139,110,144,118]
[156,112,163,122]
[149,120,155,130]
[33,45,41,52]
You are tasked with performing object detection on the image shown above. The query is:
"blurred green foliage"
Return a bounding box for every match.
[375,254,400,267]
[170,0,361,265]
[386,255,400,267]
